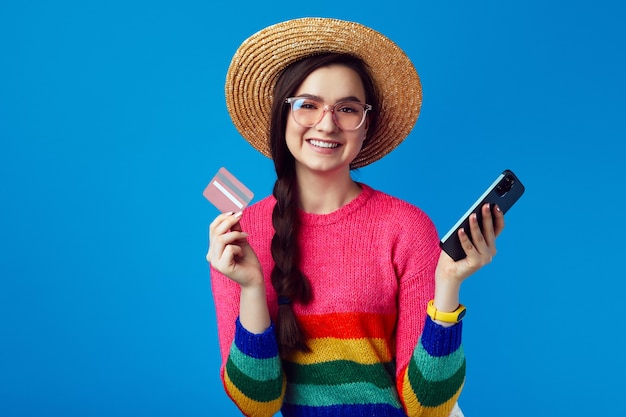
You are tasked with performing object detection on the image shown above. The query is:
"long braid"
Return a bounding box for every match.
[270,173,312,356]
[267,52,379,357]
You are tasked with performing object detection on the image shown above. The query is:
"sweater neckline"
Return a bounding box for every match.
[297,183,375,227]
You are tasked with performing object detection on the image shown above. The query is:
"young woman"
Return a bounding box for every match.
[207,18,504,417]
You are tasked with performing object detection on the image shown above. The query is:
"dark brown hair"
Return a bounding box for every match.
[268,53,380,357]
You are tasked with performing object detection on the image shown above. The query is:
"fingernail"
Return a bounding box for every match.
[234,211,243,218]
[495,205,502,212]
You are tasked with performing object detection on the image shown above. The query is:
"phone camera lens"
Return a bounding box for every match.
[496,175,515,196]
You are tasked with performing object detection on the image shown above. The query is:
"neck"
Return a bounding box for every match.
[295,167,362,214]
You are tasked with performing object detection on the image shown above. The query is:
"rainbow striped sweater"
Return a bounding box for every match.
[211,184,465,417]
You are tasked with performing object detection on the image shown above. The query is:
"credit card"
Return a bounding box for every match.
[203,167,254,213]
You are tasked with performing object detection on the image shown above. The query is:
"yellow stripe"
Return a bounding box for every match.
[224,369,285,417]
[289,337,392,365]
[401,369,464,416]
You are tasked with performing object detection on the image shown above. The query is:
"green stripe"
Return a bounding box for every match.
[226,357,284,403]
[229,343,282,382]
[412,344,465,382]
[407,357,466,407]
[283,360,395,389]
[285,382,402,408]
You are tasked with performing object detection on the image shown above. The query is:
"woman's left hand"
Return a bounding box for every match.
[432,203,505,319]
[436,203,505,286]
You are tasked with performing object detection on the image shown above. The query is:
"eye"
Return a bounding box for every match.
[295,98,321,110]
[336,102,362,114]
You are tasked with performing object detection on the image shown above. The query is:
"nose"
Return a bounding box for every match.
[315,105,338,132]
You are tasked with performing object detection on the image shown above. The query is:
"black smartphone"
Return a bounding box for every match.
[440,169,525,261]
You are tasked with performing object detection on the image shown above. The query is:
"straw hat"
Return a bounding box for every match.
[225,17,421,168]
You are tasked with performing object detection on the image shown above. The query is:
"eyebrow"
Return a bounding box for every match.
[297,93,364,103]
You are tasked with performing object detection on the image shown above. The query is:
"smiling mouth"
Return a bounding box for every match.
[308,139,340,149]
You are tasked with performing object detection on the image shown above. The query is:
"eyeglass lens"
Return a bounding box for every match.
[289,97,368,131]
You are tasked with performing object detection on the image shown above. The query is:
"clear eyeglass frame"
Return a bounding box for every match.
[285,96,372,131]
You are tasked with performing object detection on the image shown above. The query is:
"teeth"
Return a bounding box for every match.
[309,140,339,149]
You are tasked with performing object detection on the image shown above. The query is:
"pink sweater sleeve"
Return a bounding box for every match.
[393,206,441,377]
[210,264,241,365]
[209,198,278,371]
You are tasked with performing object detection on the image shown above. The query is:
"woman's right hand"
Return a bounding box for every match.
[207,211,263,288]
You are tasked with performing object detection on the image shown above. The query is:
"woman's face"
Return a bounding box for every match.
[285,64,369,176]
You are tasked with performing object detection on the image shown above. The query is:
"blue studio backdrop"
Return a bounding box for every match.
[1,1,625,416]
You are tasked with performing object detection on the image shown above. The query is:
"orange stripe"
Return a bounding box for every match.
[298,312,397,339]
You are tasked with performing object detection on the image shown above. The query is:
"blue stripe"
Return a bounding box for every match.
[281,402,405,417]
[419,316,463,357]
[233,317,279,359]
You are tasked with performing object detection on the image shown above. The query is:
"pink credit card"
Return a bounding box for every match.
[203,167,254,213]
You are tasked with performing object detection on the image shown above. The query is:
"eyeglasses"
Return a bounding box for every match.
[285,97,372,131]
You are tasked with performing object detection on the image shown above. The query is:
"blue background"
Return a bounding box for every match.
[2,1,624,416]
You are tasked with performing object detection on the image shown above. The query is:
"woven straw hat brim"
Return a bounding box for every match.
[225,17,421,168]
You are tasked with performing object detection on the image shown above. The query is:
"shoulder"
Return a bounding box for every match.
[361,184,441,274]
[362,184,441,256]
[363,184,436,232]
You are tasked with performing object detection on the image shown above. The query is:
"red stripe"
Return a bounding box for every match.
[298,312,397,339]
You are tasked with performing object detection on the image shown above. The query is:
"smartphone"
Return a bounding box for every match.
[440,169,525,261]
